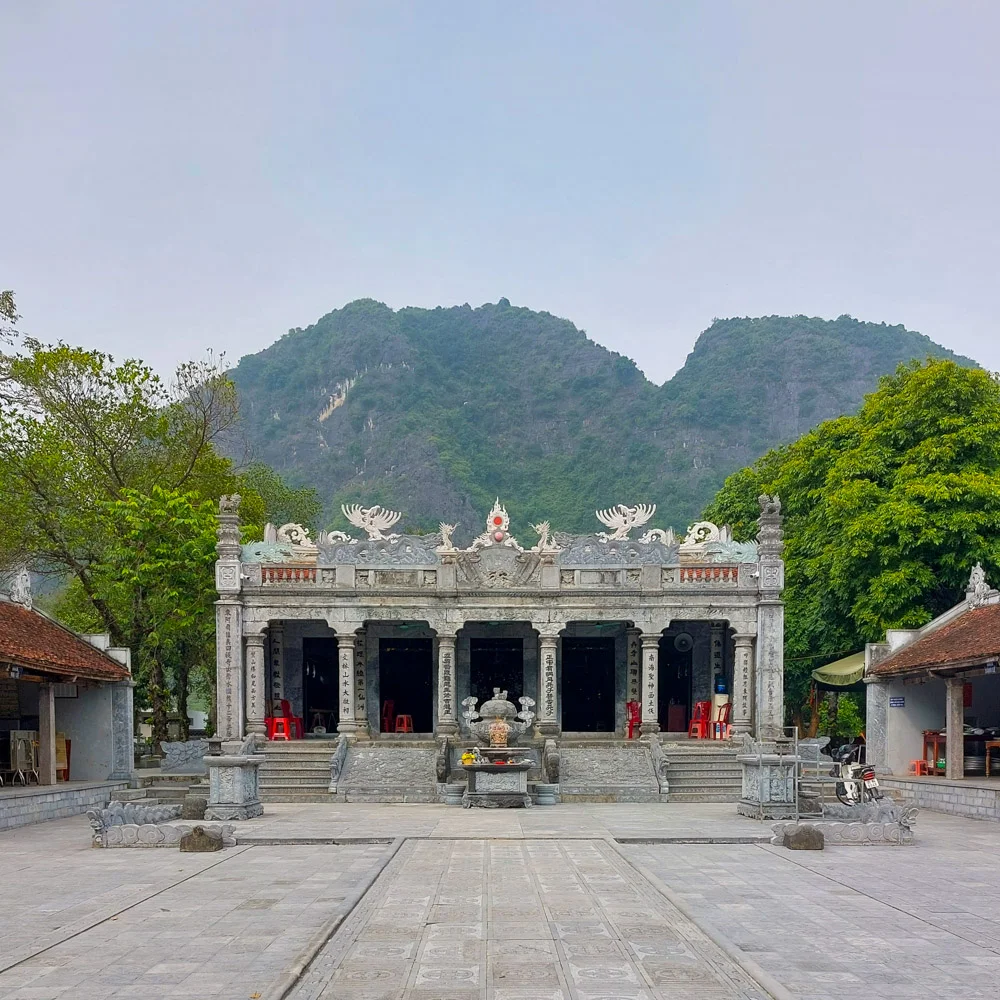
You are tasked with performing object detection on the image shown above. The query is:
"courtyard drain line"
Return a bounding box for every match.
[762,843,1000,957]
[0,843,254,976]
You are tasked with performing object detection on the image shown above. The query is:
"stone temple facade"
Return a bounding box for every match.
[214,496,786,746]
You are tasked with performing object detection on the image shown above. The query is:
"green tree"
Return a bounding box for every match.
[703,359,1000,726]
[1,289,17,343]
[237,461,323,539]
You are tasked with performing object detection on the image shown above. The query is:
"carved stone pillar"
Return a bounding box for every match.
[245,633,267,738]
[269,623,284,710]
[945,676,965,780]
[354,630,369,737]
[755,602,784,738]
[626,628,641,705]
[337,634,358,734]
[437,631,458,735]
[215,602,244,739]
[37,682,56,785]
[640,633,660,736]
[865,678,889,773]
[537,630,561,737]
[109,680,135,781]
[731,634,755,736]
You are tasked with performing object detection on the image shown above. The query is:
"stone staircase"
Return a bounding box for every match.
[259,739,339,803]
[659,741,742,802]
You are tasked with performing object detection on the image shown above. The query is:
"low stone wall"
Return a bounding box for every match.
[0,781,129,832]
[98,822,235,848]
[881,777,1000,821]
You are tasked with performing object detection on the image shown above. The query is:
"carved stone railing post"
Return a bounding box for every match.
[244,633,267,739]
[536,623,563,737]
[337,633,358,734]
[640,633,661,736]
[730,634,755,736]
[436,631,458,735]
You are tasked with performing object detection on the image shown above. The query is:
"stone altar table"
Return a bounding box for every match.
[463,756,532,808]
[205,735,264,821]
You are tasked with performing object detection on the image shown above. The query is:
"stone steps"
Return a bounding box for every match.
[259,742,335,803]
[661,744,742,803]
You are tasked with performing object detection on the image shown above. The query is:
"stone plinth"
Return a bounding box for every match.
[736,747,799,820]
[205,753,265,821]
[462,761,532,808]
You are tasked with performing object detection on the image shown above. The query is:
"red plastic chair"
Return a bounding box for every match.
[711,702,732,740]
[381,700,395,734]
[625,700,641,740]
[279,699,304,739]
[688,700,712,739]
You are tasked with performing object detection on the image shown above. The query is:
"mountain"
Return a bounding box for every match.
[228,300,975,540]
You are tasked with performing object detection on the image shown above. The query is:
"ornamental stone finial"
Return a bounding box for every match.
[756,493,783,560]
[216,496,242,558]
[595,503,656,541]
[219,494,241,514]
[6,565,32,609]
[967,562,994,608]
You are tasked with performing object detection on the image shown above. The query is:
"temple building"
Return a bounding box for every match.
[214,496,786,754]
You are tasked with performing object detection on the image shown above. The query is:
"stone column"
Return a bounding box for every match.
[865,678,889,773]
[536,625,562,737]
[354,630,370,737]
[945,676,965,780]
[337,634,358,734]
[710,622,726,694]
[37,682,57,785]
[269,624,285,710]
[625,628,641,705]
[730,634,755,736]
[436,631,458,735]
[245,633,267,739]
[640,633,660,736]
[109,680,135,781]
[215,602,244,740]
[755,495,786,739]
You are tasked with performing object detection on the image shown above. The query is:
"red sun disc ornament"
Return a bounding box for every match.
[493,516,503,526]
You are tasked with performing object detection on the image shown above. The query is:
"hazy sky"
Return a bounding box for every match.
[2,1,998,383]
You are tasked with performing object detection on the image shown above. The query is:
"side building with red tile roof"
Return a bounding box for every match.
[865,564,1000,780]
[1,567,134,828]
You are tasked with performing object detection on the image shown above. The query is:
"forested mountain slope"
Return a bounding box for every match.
[228,300,974,540]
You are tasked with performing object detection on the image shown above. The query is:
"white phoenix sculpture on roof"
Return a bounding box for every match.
[342,504,402,541]
[595,503,656,541]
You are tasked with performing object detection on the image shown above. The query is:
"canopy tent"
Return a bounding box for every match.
[811,650,865,689]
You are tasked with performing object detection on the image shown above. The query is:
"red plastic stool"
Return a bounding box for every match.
[270,717,291,741]
[395,714,414,733]
[908,759,929,775]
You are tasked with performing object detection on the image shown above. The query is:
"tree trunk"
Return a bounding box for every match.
[149,656,170,746]
[174,658,191,742]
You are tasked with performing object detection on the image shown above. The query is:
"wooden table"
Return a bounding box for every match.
[986,740,1000,777]
[923,730,946,769]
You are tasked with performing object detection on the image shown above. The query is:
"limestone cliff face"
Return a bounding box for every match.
[228,300,974,538]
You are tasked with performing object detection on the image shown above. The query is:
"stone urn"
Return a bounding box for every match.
[460,688,535,746]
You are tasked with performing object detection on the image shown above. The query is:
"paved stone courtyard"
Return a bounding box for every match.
[1,804,998,999]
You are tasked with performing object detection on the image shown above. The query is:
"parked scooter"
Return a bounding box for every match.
[829,743,883,805]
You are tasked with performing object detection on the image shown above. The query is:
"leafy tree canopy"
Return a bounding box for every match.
[703,359,1000,720]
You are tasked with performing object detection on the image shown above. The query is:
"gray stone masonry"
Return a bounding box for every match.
[0,781,129,832]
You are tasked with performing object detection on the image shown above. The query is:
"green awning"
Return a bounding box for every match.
[811,651,865,688]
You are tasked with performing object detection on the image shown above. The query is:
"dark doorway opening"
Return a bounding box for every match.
[470,638,524,706]
[562,637,616,732]
[379,638,433,733]
[659,636,692,732]
[303,638,339,734]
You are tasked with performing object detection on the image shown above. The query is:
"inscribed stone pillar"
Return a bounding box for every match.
[337,634,358,734]
[354,630,369,736]
[245,633,267,738]
[109,679,135,781]
[865,678,889,773]
[709,622,726,695]
[536,625,562,737]
[755,495,786,739]
[731,634,755,736]
[640,634,660,736]
[436,631,458,735]
[945,676,965,780]
[215,602,244,740]
[269,624,284,710]
[37,682,56,786]
[625,628,641,705]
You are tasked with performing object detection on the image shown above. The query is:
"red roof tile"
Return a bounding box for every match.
[872,603,1000,677]
[0,601,130,682]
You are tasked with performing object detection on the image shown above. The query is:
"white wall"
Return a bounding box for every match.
[887,676,945,774]
[56,685,113,780]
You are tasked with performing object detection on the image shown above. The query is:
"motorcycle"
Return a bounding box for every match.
[829,743,883,805]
